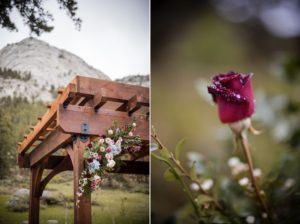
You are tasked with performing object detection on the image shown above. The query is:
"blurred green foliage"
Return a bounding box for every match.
[0,97,46,178]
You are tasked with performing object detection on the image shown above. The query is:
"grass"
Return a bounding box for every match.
[0,180,149,224]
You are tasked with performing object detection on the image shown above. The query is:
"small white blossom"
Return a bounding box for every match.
[108,129,113,135]
[100,146,106,152]
[77,192,82,197]
[246,215,255,224]
[201,179,214,191]
[107,159,116,168]
[128,132,133,137]
[228,157,241,168]
[284,178,295,189]
[105,137,112,144]
[132,122,136,127]
[232,163,248,176]
[190,182,200,191]
[99,138,104,144]
[253,168,262,177]
[262,213,268,219]
[239,177,249,186]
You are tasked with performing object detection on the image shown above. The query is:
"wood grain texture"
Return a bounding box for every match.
[58,104,149,140]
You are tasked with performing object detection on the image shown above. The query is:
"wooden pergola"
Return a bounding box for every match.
[17,76,149,224]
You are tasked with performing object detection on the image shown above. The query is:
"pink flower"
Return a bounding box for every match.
[106,147,111,153]
[97,155,102,160]
[207,71,255,123]
[105,153,113,160]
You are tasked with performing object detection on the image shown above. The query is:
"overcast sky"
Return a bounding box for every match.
[0,0,150,80]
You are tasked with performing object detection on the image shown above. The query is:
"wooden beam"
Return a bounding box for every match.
[57,104,149,140]
[73,76,149,105]
[115,161,149,175]
[39,156,72,196]
[17,83,76,154]
[18,154,149,174]
[29,129,72,166]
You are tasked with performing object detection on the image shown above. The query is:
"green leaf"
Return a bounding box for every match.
[163,168,178,181]
[160,147,171,159]
[151,152,168,162]
[175,138,187,160]
[190,162,197,180]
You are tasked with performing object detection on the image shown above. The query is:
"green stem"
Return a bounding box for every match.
[239,135,274,224]
[151,152,201,220]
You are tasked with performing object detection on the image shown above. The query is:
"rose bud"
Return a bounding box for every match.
[207,71,255,123]
[88,143,93,148]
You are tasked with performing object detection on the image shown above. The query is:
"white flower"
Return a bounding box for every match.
[99,138,104,144]
[201,179,214,191]
[100,146,105,152]
[116,139,122,145]
[77,192,82,197]
[128,132,133,137]
[246,215,255,224]
[190,182,200,191]
[232,163,248,176]
[132,122,136,127]
[253,168,262,177]
[107,159,116,168]
[227,157,241,168]
[83,178,88,185]
[262,213,268,219]
[105,153,113,160]
[94,175,101,181]
[284,178,295,189]
[108,129,113,135]
[105,137,112,144]
[239,177,249,186]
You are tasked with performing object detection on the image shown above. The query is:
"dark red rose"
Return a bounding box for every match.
[88,143,92,148]
[86,173,91,178]
[106,147,111,153]
[207,71,255,123]
[87,158,93,163]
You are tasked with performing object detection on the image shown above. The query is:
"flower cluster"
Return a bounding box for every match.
[77,122,142,200]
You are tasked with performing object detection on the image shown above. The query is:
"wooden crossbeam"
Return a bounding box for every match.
[17,83,76,154]
[17,76,149,156]
[29,129,72,166]
[57,104,149,140]
[73,76,149,106]
[19,154,149,174]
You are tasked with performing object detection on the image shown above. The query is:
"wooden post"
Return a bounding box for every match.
[73,136,91,224]
[29,165,43,224]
